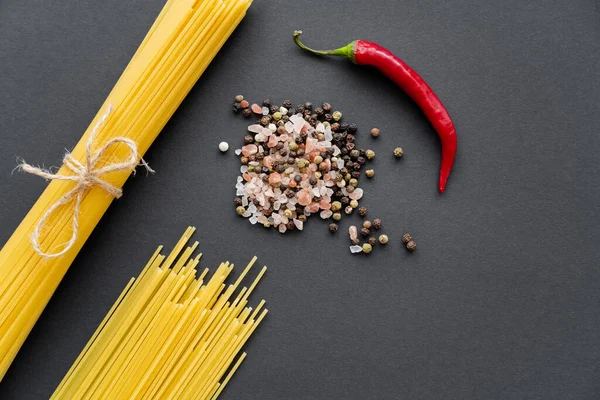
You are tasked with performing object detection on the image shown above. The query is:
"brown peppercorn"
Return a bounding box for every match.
[331,123,340,132]
[329,223,339,233]
[366,169,375,178]
[283,100,292,108]
[322,102,332,112]
[357,156,366,165]
[240,157,249,165]
[406,241,417,252]
[324,113,333,122]
[363,220,372,229]
[360,227,370,237]
[234,198,243,207]
[277,126,287,135]
[242,108,252,118]
[373,219,382,230]
[341,196,350,205]
[244,135,254,144]
[368,237,377,246]
[402,233,412,244]
[315,107,324,115]
[371,128,380,137]
[351,238,360,246]
[260,116,271,126]
[351,171,361,179]
[344,206,353,215]
[298,215,307,222]
[358,207,367,217]
[287,221,296,231]
[346,186,355,193]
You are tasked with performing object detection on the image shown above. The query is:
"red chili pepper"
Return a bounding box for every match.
[293,31,457,193]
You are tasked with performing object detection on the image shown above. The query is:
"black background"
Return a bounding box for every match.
[1,0,599,399]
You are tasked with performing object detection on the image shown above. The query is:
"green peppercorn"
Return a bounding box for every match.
[234,95,244,103]
[329,223,339,233]
[272,111,282,121]
[332,111,342,121]
[368,237,377,246]
[277,120,285,127]
[406,241,417,252]
[289,142,298,151]
[314,155,323,164]
[370,128,380,137]
[284,209,293,219]
[263,221,271,228]
[379,234,389,245]
[349,178,358,187]
[358,207,367,217]
[333,212,342,221]
[315,171,322,179]
[344,206,353,215]
[362,243,373,254]
[247,166,254,173]
[236,206,245,216]
[366,169,375,178]
[242,108,252,118]
[350,150,360,159]
[373,219,382,230]
[323,121,330,127]
[331,201,342,212]
[366,150,376,160]
[363,220,372,229]
[402,233,412,244]
[394,147,404,158]
[350,200,359,209]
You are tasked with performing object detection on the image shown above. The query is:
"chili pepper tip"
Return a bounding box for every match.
[293,30,357,62]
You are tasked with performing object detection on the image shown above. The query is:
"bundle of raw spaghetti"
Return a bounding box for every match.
[52,227,267,400]
[0,0,252,378]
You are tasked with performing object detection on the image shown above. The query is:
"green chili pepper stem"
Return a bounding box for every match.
[293,30,356,63]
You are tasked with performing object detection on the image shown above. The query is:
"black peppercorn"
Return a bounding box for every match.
[283,100,292,108]
[234,198,243,207]
[270,105,279,114]
[286,190,295,198]
[402,233,412,244]
[232,103,241,113]
[324,113,333,122]
[315,107,324,116]
[262,175,269,183]
[329,223,339,233]
[296,105,305,114]
[348,123,357,134]
[339,123,349,132]
[341,196,350,205]
[294,175,302,183]
[358,207,367,217]
[373,219,382,230]
[346,135,355,144]
[360,149,367,157]
[322,102,332,112]
[242,108,252,118]
[287,221,295,231]
[309,177,317,185]
[275,143,284,151]
[406,241,417,252]
[297,149,305,156]
[335,190,344,198]
[289,151,297,158]
[263,98,271,107]
[295,136,303,144]
[357,156,366,165]
[346,143,356,151]
[304,114,311,122]
[280,184,288,191]
[360,227,370,237]
[340,147,349,156]
[351,171,361,179]
[282,115,290,123]
[262,167,269,174]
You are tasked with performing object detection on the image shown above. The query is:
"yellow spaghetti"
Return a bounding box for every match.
[52,227,267,400]
[0,0,252,378]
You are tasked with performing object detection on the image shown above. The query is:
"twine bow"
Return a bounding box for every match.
[18,105,154,258]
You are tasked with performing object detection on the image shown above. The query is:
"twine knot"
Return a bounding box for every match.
[18,105,154,258]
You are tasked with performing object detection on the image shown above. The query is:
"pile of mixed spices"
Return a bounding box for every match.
[231,96,374,234]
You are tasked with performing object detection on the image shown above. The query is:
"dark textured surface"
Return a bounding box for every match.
[0,0,599,399]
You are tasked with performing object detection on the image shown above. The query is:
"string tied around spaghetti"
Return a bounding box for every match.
[17,105,154,258]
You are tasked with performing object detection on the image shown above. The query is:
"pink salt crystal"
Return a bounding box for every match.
[242,173,251,182]
[288,180,297,188]
[293,219,304,231]
[279,224,287,234]
[319,199,331,210]
[279,134,289,142]
[298,189,311,206]
[263,156,272,168]
[320,210,333,219]
[268,135,278,148]
[308,202,320,213]
[264,188,274,197]
[268,172,282,185]
[285,121,294,134]
[248,124,263,134]
[308,163,318,172]
[349,225,358,241]
[305,137,318,153]
[349,188,363,200]
[251,104,262,114]
[241,144,258,156]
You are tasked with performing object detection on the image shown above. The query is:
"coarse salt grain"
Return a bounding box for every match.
[350,245,363,253]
